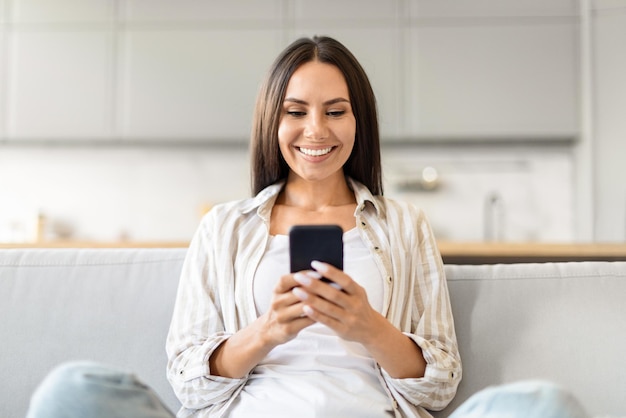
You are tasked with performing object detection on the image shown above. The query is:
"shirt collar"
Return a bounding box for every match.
[240,177,381,218]
[347,177,382,217]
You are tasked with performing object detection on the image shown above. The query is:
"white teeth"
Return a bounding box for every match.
[299,147,333,157]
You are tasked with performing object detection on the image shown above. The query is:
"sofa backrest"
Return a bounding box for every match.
[440,261,626,417]
[1,249,625,417]
[0,248,187,417]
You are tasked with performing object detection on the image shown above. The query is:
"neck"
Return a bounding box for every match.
[280,174,355,211]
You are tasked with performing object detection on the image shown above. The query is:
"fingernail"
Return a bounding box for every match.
[306,271,322,280]
[302,305,314,316]
[293,273,311,286]
[311,260,328,273]
[292,287,308,300]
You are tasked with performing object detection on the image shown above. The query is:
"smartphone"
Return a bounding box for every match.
[289,225,343,283]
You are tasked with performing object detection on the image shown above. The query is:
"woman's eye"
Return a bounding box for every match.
[327,110,345,117]
[287,111,306,117]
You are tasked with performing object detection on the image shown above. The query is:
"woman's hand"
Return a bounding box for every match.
[292,261,427,379]
[258,273,316,346]
[291,261,385,345]
[209,273,315,378]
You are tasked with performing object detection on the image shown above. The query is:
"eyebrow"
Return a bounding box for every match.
[284,97,350,106]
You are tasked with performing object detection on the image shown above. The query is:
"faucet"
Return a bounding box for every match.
[484,191,504,242]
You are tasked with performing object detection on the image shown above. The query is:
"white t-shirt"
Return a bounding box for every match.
[226,228,393,417]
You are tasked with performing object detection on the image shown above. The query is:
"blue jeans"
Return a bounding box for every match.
[27,362,588,418]
[26,362,175,418]
[448,380,588,418]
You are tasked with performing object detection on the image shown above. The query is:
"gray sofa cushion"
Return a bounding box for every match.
[442,261,626,416]
[0,248,187,417]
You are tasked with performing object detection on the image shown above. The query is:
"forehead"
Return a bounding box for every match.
[285,61,350,98]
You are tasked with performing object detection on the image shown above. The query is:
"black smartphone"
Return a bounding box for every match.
[289,225,343,282]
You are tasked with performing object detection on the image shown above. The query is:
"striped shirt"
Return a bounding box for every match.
[166,178,462,418]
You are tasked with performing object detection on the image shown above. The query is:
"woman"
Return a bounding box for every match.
[165,35,460,417]
[26,36,587,418]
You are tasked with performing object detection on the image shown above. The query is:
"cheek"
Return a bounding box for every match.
[339,119,356,148]
[277,120,296,145]
[277,123,294,159]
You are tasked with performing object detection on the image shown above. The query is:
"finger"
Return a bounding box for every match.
[285,304,316,324]
[271,297,316,326]
[271,288,306,313]
[265,305,315,343]
[293,271,347,307]
[310,261,354,293]
[293,286,346,321]
[300,303,344,331]
[273,273,302,294]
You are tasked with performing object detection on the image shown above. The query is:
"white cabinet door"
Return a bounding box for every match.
[122,0,283,21]
[406,21,579,138]
[119,29,283,141]
[292,0,398,20]
[409,0,578,18]
[10,0,114,22]
[7,30,114,139]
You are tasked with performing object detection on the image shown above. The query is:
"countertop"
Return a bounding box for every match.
[2,240,625,264]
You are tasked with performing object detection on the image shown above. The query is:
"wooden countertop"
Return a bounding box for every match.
[437,241,626,264]
[2,240,625,264]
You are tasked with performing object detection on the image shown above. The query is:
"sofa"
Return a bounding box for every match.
[1,248,624,417]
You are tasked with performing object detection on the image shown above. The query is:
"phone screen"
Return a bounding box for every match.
[289,225,343,276]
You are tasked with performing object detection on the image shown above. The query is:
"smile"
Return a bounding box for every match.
[298,146,334,157]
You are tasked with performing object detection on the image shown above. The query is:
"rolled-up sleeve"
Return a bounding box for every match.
[165,213,248,410]
[379,204,462,412]
[383,333,461,411]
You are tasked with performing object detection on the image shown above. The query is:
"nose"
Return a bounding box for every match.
[303,112,328,141]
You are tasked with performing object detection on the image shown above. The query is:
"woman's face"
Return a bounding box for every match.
[277,60,356,185]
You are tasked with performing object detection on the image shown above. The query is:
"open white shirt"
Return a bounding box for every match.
[226,228,392,417]
[166,178,461,418]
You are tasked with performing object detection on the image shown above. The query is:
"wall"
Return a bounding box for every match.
[0,0,622,243]
[0,145,250,242]
[0,143,574,243]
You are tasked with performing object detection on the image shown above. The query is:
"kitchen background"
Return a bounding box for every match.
[0,0,624,244]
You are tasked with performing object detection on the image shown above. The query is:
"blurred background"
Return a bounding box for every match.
[0,0,624,245]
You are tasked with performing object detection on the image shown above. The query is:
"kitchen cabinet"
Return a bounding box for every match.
[119,29,283,141]
[404,0,579,139]
[122,0,283,22]
[0,0,582,143]
[292,0,398,20]
[409,0,578,18]
[10,0,114,22]
[118,0,284,141]
[7,30,114,139]
[6,0,114,139]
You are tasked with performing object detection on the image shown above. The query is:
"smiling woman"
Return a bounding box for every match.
[26,35,587,418]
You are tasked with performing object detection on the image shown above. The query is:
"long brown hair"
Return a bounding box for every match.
[250,36,383,196]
